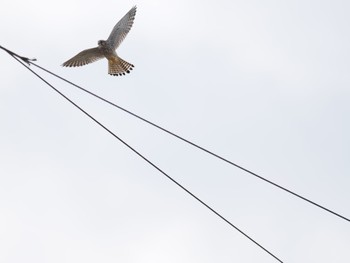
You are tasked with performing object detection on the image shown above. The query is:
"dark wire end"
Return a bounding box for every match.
[0,45,36,66]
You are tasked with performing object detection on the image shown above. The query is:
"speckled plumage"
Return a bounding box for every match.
[62,6,136,76]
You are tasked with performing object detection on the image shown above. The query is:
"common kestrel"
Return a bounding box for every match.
[62,6,136,76]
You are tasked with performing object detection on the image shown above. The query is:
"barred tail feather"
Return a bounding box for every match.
[108,56,134,76]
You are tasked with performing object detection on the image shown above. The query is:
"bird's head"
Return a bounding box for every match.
[98,40,106,47]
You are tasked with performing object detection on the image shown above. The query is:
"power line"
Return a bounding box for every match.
[3,47,284,263]
[0,45,37,65]
[27,56,350,224]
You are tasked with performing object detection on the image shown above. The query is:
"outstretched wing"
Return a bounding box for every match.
[62,47,104,67]
[106,6,137,50]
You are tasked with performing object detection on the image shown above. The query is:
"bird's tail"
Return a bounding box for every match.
[108,56,134,76]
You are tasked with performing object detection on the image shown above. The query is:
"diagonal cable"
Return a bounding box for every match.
[2,45,348,223]
[27,61,350,224]
[5,49,284,263]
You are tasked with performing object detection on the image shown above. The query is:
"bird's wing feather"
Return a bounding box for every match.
[106,6,137,50]
[62,47,104,67]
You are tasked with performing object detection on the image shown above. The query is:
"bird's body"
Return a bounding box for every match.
[98,40,116,59]
[62,6,136,76]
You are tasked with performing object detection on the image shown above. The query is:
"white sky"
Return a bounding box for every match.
[1,0,350,262]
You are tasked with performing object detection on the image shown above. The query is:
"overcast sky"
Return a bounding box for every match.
[1,0,350,262]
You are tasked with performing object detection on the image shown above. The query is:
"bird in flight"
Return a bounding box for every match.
[62,6,136,76]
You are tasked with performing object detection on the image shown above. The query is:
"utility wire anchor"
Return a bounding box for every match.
[0,45,36,65]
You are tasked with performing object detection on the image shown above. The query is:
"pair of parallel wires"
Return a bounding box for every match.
[1,45,349,263]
